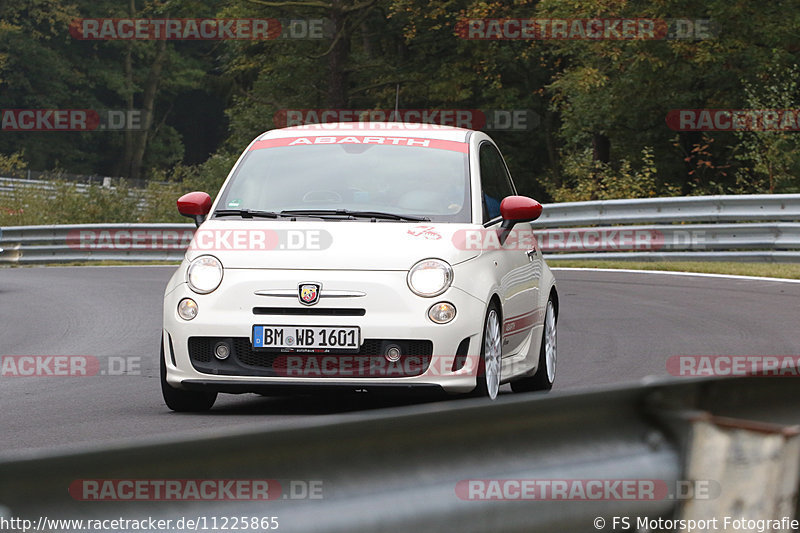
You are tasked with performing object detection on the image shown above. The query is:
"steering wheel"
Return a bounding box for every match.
[302,190,342,203]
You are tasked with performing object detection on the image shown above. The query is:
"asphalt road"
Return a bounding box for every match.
[1,266,799,454]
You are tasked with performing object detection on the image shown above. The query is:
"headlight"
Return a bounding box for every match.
[428,302,456,324]
[187,255,223,294]
[177,298,198,320]
[407,258,453,297]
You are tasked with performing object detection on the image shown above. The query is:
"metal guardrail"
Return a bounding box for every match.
[544,251,800,262]
[0,223,192,263]
[0,173,150,190]
[531,194,800,227]
[0,176,162,215]
[540,223,800,250]
[1,375,799,532]
[1,195,800,263]
[0,176,96,195]
[537,222,800,262]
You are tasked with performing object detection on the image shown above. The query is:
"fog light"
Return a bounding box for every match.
[214,342,231,360]
[428,302,456,324]
[385,345,401,362]
[177,298,198,320]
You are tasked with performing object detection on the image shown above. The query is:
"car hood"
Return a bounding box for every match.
[185,220,481,270]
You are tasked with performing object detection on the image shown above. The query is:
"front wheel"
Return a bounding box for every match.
[160,338,217,412]
[473,304,502,400]
[511,297,556,393]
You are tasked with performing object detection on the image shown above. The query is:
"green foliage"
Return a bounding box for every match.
[4,0,800,226]
[141,152,239,222]
[733,58,800,194]
[550,146,679,202]
[0,151,27,173]
[0,179,138,226]
[135,180,187,223]
[0,150,239,226]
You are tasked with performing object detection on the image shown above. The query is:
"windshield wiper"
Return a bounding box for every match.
[214,209,345,221]
[281,209,430,222]
[214,209,281,219]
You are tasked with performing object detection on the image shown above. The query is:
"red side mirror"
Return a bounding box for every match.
[497,196,542,246]
[500,195,543,222]
[177,192,212,227]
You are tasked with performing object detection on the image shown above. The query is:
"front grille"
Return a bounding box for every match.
[187,337,214,363]
[451,337,472,372]
[253,307,366,316]
[188,337,433,378]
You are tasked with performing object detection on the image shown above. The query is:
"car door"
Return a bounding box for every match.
[478,141,541,359]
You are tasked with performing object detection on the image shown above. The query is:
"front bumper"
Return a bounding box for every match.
[163,268,487,394]
[180,380,446,395]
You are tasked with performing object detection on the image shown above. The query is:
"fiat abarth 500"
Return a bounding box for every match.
[160,122,558,411]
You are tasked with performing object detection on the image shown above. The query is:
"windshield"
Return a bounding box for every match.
[216,141,471,223]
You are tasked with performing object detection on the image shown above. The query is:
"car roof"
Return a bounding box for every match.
[259,122,472,142]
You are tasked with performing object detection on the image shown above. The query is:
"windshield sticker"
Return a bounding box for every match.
[227,199,241,208]
[250,136,468,153]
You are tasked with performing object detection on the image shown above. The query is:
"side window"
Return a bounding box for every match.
[479,143,515,223]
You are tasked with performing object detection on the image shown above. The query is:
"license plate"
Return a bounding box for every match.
[253,325,360,350]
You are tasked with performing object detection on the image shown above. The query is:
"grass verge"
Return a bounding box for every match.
[547,260,800,280]
[5,259,800,278]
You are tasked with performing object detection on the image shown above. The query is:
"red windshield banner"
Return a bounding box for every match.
[249,136,468,153]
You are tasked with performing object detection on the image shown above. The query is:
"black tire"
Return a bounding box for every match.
[160,337,217,412]
[511,297,556,393]
[472,303,502,399]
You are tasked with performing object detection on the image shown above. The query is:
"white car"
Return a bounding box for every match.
[161,122,558,411]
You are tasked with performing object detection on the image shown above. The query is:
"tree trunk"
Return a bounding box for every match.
[544,109,559,187]
[129,38,168,182]
[592,133,610,163]
[119,0,135,178]
[769,161,774,193]
[327,0,350,108]
[361,21,372,59]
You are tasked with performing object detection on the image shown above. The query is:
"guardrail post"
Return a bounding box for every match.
[678,414,800,528]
